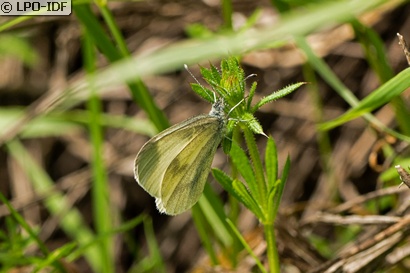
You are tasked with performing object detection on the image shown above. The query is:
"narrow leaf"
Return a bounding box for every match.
[242,113,266,136]
[190,83,215,103]
[319,67,410,130]
[267,181,280,223]
[198,188,233,248]
[271,156,291,218]
[213,168,262,218]
[247,81,257,110]
[212,168,238,199]
[252,82,305,112]
[232,180,264,219]
[265,137,278,190]
[226,219,267,273]
[191,206,219,265]
[229,143,258,198]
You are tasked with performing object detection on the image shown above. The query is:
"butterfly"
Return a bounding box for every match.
[134,99,227,215]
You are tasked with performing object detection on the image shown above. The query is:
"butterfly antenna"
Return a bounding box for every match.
[184,64,214,102]
[244,73,257,82]
[184,64,201,85]
[228,98,245,116]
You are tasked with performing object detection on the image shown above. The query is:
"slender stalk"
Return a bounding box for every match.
[264,224,280,273]
[83,33,114,273]
[221,0,233,30]
[99,6,130,57]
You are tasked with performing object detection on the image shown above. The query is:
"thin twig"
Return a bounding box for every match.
[302,213,401,226]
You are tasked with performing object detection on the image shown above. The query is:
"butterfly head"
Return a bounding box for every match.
[209,98,225,119]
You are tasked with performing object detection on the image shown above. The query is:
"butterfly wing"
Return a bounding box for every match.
[134,115,225,215]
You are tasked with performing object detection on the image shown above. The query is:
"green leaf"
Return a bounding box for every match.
[200,65,220,93]
[190,83,215,103]
[352,19,410,135]
[222,127,233,154]
[229,143,258,198]
[266,180,280,223]
[34,243,77,272]
[271,156,291,220]
[247,81,257,110]
[232,180,264,219]
[213,169,261,217]
[212,168,236,195]
[242,113,266,136]
[252,82,305,112]
[209,63,222,86]
[212,168,263,218]
[265,137,278,190]
[319,67,410,130]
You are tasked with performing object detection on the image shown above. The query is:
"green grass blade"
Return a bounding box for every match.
[191,205,219,265]
[33,242,77,272]
[197,185,233,248]
[352,19,410,135]
[226,219,267,273]
[87,0,386,93]
[351,19,394,82]
[0,192,49,256]
[319,68,410,130]
[83,33,115,273]
[0,107,156,138]
[0,1,389,138]
[143,218,166,273]
[6,140,103,272]
[74,3,169,131]
[294,36,359,107]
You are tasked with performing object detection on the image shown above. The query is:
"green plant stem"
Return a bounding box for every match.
[243,126,267,209]
[264,224,280,273]
[99,6,130,57]
[221,0,233,30]
[243,126,281,271]
[83,33,114,273]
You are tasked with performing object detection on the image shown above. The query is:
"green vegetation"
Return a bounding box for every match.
[1,0,410,272]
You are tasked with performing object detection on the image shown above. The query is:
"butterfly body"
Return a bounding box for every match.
[134,99,226,215]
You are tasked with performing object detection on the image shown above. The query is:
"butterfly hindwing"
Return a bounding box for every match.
[157,118,225,214]
[134,114,225,214]
[135,118,199,197]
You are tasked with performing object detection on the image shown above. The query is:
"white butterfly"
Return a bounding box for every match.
[134,99,227,215]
